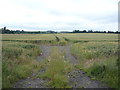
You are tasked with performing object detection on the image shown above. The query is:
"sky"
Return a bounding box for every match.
[0,0,119,31]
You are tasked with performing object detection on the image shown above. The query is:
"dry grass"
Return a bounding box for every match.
[2,41,42,88]
[71,42,118,88]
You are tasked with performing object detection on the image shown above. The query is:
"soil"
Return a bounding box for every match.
[14,68,49,88]
[37,45,77,64]
[68,70,107,88]
[13,45,108,88]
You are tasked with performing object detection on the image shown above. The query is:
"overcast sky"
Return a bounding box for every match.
[0,0,119,31]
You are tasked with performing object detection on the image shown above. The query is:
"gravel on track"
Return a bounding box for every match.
[14,45,108,88]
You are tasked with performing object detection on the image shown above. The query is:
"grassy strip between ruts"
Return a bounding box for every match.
[71,42,119,88]
[2,41,42,88]
[41,47,73,88]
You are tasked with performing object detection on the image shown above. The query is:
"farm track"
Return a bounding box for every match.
[14,69,49,88]
[37,45,78,64]
[14,45,108,88]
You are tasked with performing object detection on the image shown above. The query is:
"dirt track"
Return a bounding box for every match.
[14,45,108,88]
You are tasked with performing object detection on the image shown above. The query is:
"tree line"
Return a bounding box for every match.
[0,27,119,34]
[72,30,119,34]
[0,27,57,34]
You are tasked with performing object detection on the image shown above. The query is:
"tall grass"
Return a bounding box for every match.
[2,41,41,88]
[41,47,73,88]
[71,42,118,88]
[2,33,119,88]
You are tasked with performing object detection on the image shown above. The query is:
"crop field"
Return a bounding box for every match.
[2,34,55,40]
[2,33,119,88]
[2,33,118,41]
[56,33,118,41]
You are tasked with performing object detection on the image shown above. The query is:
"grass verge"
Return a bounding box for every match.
[2,41,41,88]
[71,42,118,88]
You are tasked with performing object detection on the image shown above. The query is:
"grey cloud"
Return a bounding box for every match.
[47,10,66,17]
[71,12,118,24]
[0,0,118,31]
[93,13,117,24]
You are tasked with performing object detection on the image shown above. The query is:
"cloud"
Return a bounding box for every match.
[0,0,119,31]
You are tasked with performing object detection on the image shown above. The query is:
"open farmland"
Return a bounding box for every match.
[2,33,118,41]
[56,33,118,42]
[2,33,119,88]
[2,34,55,40]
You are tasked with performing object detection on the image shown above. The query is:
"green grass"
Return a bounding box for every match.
[2,34,55,40]
[55,33,118,41]
[2,33,118,42]
[2,41,42,88]
[86,56,118,88]
[41,47,73,88]
[71,42,118,88]
[2,33,119,88]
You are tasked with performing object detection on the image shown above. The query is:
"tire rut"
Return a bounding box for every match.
[68,70,108,88]
[37,45,108,88]
[58,45,108,88]
[13,69,49,88]
[37,45,52,61]
[13,45,108,88]
[37,45,77,65]
[58,45,78,65]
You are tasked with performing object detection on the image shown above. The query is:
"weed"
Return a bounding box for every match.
[2,41,41,88]
[71,42,118,88]
[41,47,73,88]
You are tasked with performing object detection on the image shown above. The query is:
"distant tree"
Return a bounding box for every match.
[22,30,24,32]
[88,30,93,33]
[103,31,106,33]
[73,30,80,33]
[2,27,11,34]
[83,30,87,33]
[4,26,6,30]
[115,31,120,34]
[108,31,114,33]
